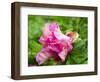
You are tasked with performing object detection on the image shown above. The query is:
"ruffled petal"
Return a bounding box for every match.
[36,48,52,65]
[58,49,68,61]
[36,52,47,65]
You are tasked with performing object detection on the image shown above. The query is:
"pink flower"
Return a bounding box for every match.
[36,22,79,65]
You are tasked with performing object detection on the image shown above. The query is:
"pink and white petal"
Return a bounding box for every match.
[36,51,47,65]
[42,23,51,37]
[54,31,72,42]
[47,45,60,53]
[36,48,52,65]
[66,42,73,52]
[58,49,68,62]
[38,36,45,44]
[48,22,60,32]
[36,52,48,65]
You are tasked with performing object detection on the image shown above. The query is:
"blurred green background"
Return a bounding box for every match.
[28,15,88,66]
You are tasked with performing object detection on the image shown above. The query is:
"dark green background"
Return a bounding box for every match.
[28,15,88,66]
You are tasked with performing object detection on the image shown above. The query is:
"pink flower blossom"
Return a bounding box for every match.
[36,22,79,65]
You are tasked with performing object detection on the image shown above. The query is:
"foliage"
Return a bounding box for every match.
[28,15,88,66]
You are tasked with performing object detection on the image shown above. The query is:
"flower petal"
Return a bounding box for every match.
[58,49,68,62]
[36,48,52,65]
[48,22,60,32]
[42,23,51,38]
[66,32,79,43]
